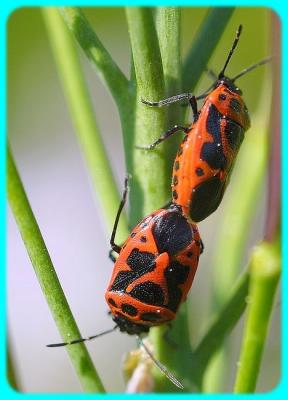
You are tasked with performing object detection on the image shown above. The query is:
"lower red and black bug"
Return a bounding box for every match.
[47,177,203,389]
[106,177,203,335]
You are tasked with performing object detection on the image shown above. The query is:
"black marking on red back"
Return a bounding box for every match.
[152,209,193,256]
[164,261,190,312]
[189,175,226,222]
[129,281,165,305]
[121,303,138,316]
[111,249,156,292]
[201,104,227,170]
[224,119,245,151]
[229,98,242,113]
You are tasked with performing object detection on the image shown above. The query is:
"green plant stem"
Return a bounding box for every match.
[149,8,194,391]
[182,7,234,91]
[7,145,105,393]
[59,7,129,108]
[59,7,135,181]
[234,240,280,393]
[126,7,168,224]
[156,7,181,96]
[155,7,183,170]
[189,271,250,389]
[42,7,129,242]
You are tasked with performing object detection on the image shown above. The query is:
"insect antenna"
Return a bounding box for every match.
[46,326,117,347]
[232,56,272,82]
[137,335,184,390]
[219,24,243,79]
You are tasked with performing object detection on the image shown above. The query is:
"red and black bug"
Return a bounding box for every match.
[47,177,203,388]
[106,177,203,335]
[138,25,271,222]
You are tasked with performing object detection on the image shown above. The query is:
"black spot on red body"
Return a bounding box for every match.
[173,175,178,185]
[121,303,138,316]
[189,175,226,222]
[229,98,242,113]
[196,167,204,176]
[186,251,193,258]
[177,147,183,156]
[152,209,193,256]
[164,261,190,312]
[201,104,227,170]
[108,298,117,307]
[130,232,136,238]
[218,93,227,101]
[140,236,147,243]
[130,281,164,306]
[111,249,156,292]
[174,160,180,170]
[172,190,178,200]
[225,119,244,151]
[127,249,155,271]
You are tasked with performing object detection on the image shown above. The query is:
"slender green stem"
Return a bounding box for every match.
[182,7,234,91]
[189,271,250,389]
[126,7,168,224]
[7,145,105,393]
[59,7,129,109]
[59,7,135,178]
[234,240,280,393]
[42,8,129,242]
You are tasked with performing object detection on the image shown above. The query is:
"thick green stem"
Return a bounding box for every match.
[182,7,234,91]
[155,7,184,171]
[150,8,194,391]
[126,7,168,224]
[156,7,181,96]
[42,7,129,242]
[7,145,105,393]
[234,240,280,393]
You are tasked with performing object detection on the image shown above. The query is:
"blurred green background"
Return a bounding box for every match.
[7,7,280,393]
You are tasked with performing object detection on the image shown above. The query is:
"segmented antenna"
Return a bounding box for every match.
[219,24,243,79]
[46,326,117,347]
[137,336,184,390]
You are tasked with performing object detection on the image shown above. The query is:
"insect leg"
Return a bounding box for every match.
[136,125,191,151]
[110,176,129,254]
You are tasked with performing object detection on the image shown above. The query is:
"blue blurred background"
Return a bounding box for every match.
[7,7,280,393]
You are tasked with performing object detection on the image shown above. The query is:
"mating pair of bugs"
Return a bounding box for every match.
[48,25,271,389]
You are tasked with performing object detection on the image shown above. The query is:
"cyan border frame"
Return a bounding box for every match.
[1,1,284,398]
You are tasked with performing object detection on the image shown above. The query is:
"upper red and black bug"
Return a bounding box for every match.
[138,25,271,222]
[106,177,203,335]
